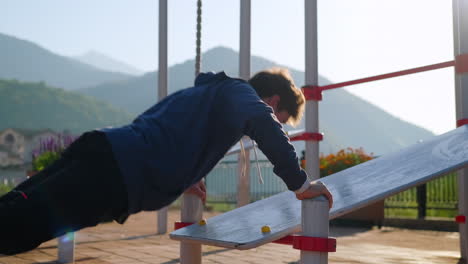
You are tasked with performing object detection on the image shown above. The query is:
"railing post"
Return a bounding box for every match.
[416,184,427,219]
[180,194,203,264]
[57,232,74,263]
[301,196,329,264]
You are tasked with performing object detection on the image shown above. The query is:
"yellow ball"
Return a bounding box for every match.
[198,219,207,226]
[261,225,271,233]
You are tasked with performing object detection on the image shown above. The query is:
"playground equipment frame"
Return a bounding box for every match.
[171,1,468,264]
[56,1,468,263]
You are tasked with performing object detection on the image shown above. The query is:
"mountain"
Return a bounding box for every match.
[0,33,132,90]
[316,89,434,155]
[79,47,277,115]
[79,46,435,155]
[74,50,144,76]
[0,79,132,133]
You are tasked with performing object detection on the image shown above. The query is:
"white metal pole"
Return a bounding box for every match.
[157,206,168,234]
[453,0,468,261]
[239,0,251,79]
[304,0,320,180]
[57,232,74,264]
[157,0,169,234]
[180,194,203,264]
[300,196,329,263]
[237,0,252,207]
[158,0,168,100]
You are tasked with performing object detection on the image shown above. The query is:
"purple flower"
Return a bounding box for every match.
[32,133,77,158]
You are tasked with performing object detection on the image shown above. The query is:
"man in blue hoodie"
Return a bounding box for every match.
[0,68,332,255]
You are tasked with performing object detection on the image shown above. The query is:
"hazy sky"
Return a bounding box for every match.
[2,0,456,135]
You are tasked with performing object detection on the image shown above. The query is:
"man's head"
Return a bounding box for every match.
[248,68,305,126]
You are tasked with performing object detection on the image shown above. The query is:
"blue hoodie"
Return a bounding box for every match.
[103,72,307,214]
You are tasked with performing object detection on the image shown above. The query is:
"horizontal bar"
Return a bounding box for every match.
[458,119,468,127]
[456,215,466,223]
[273,235,337,252]
[301,85,322,101]
[320,60,455,91]
[456,54,468,74]
[290,132,323,142]
[174,222,194,230]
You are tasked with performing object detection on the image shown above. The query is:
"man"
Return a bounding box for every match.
[0,68,332,255]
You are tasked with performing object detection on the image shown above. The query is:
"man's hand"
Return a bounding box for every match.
[184,180,207,204]
[295,181,333,209]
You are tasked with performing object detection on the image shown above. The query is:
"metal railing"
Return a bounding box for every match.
[206,160,288,204]
[385,173,458,217]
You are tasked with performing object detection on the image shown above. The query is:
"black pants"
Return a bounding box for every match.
[0,131,128,255]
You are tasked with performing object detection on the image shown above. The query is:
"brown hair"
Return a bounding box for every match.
[248,68,305,126]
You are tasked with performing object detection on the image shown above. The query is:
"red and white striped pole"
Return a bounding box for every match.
[304,1,329,264]
[453,0,468,261]
[304,0,320,182]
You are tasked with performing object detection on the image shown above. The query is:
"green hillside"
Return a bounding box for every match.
[80,46,435,155]
[0,33,131,90]
[0,79,133,133]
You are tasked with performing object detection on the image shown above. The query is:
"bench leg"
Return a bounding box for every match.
[300,196,329,264]
[58,232,75,263]
[180,194,203,264]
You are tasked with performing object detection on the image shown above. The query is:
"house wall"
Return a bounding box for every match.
[0,129,58,166]
[0,129,25,157]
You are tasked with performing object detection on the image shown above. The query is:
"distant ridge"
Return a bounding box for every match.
[0,33,132,90]
[0,79,132,133]
[74,50,144,76]
[79,46,435,155]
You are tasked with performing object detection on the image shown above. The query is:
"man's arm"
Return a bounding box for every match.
[244,115,333,207]
[224,81,333,206]
[184,180,206,204]
[296,181,333,208]
[243,112,307,191]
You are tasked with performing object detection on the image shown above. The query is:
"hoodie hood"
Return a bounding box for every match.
[194,71,228,86]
